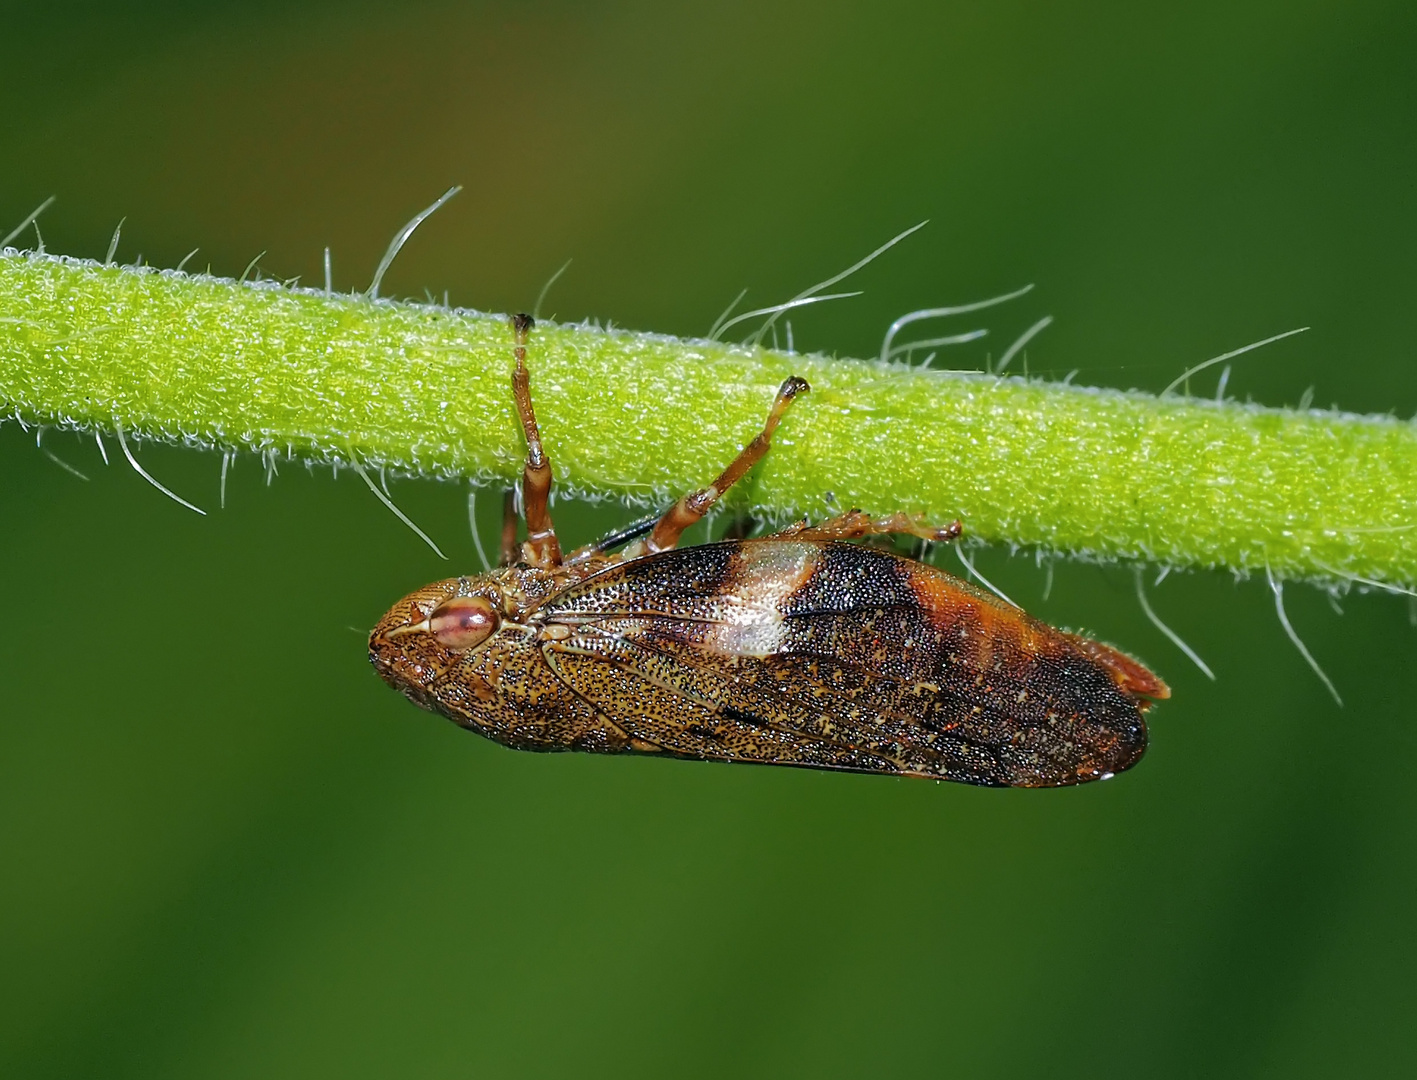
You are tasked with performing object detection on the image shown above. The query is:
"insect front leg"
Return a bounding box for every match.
[770,509,963,544]
[634,377,810,555]
[509,313,562,567]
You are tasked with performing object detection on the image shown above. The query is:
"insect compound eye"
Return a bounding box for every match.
[428,595,500,650]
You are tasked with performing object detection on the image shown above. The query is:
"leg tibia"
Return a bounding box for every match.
[643,377,809,553]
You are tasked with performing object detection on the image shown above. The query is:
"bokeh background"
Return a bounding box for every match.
[4,2,1416,1076]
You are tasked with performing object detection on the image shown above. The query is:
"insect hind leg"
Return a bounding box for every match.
[771,509,963,545]
[639,377,809,554]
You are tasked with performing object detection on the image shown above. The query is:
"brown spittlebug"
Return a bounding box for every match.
[369,314,1169,787]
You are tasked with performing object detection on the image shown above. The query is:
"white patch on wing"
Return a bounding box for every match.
[702,542,818,659]
[705,605,788,658]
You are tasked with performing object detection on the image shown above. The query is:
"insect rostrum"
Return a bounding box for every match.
[370,315,1168,787]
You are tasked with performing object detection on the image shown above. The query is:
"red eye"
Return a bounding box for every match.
[428,596,500,650]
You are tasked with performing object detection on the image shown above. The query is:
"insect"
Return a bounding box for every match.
[369,314,1169,787]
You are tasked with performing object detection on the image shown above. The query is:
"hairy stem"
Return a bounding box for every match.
[2,249,1414,587]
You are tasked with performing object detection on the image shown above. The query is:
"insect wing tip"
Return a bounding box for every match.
[1068,634,1171,704]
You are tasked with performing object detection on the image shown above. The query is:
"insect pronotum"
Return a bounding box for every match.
[369,314,1169,787]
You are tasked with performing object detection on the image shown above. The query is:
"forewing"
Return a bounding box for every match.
[536,540,1149,786]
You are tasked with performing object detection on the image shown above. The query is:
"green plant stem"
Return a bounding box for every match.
[2,249,1414,587]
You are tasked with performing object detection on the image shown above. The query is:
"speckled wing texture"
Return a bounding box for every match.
[536,540,1151,787]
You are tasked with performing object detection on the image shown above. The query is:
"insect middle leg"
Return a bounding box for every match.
[635,377,810,555]
[509,313,562,567]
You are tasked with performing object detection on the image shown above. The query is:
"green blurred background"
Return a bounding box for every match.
[3,2,1416,1076]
